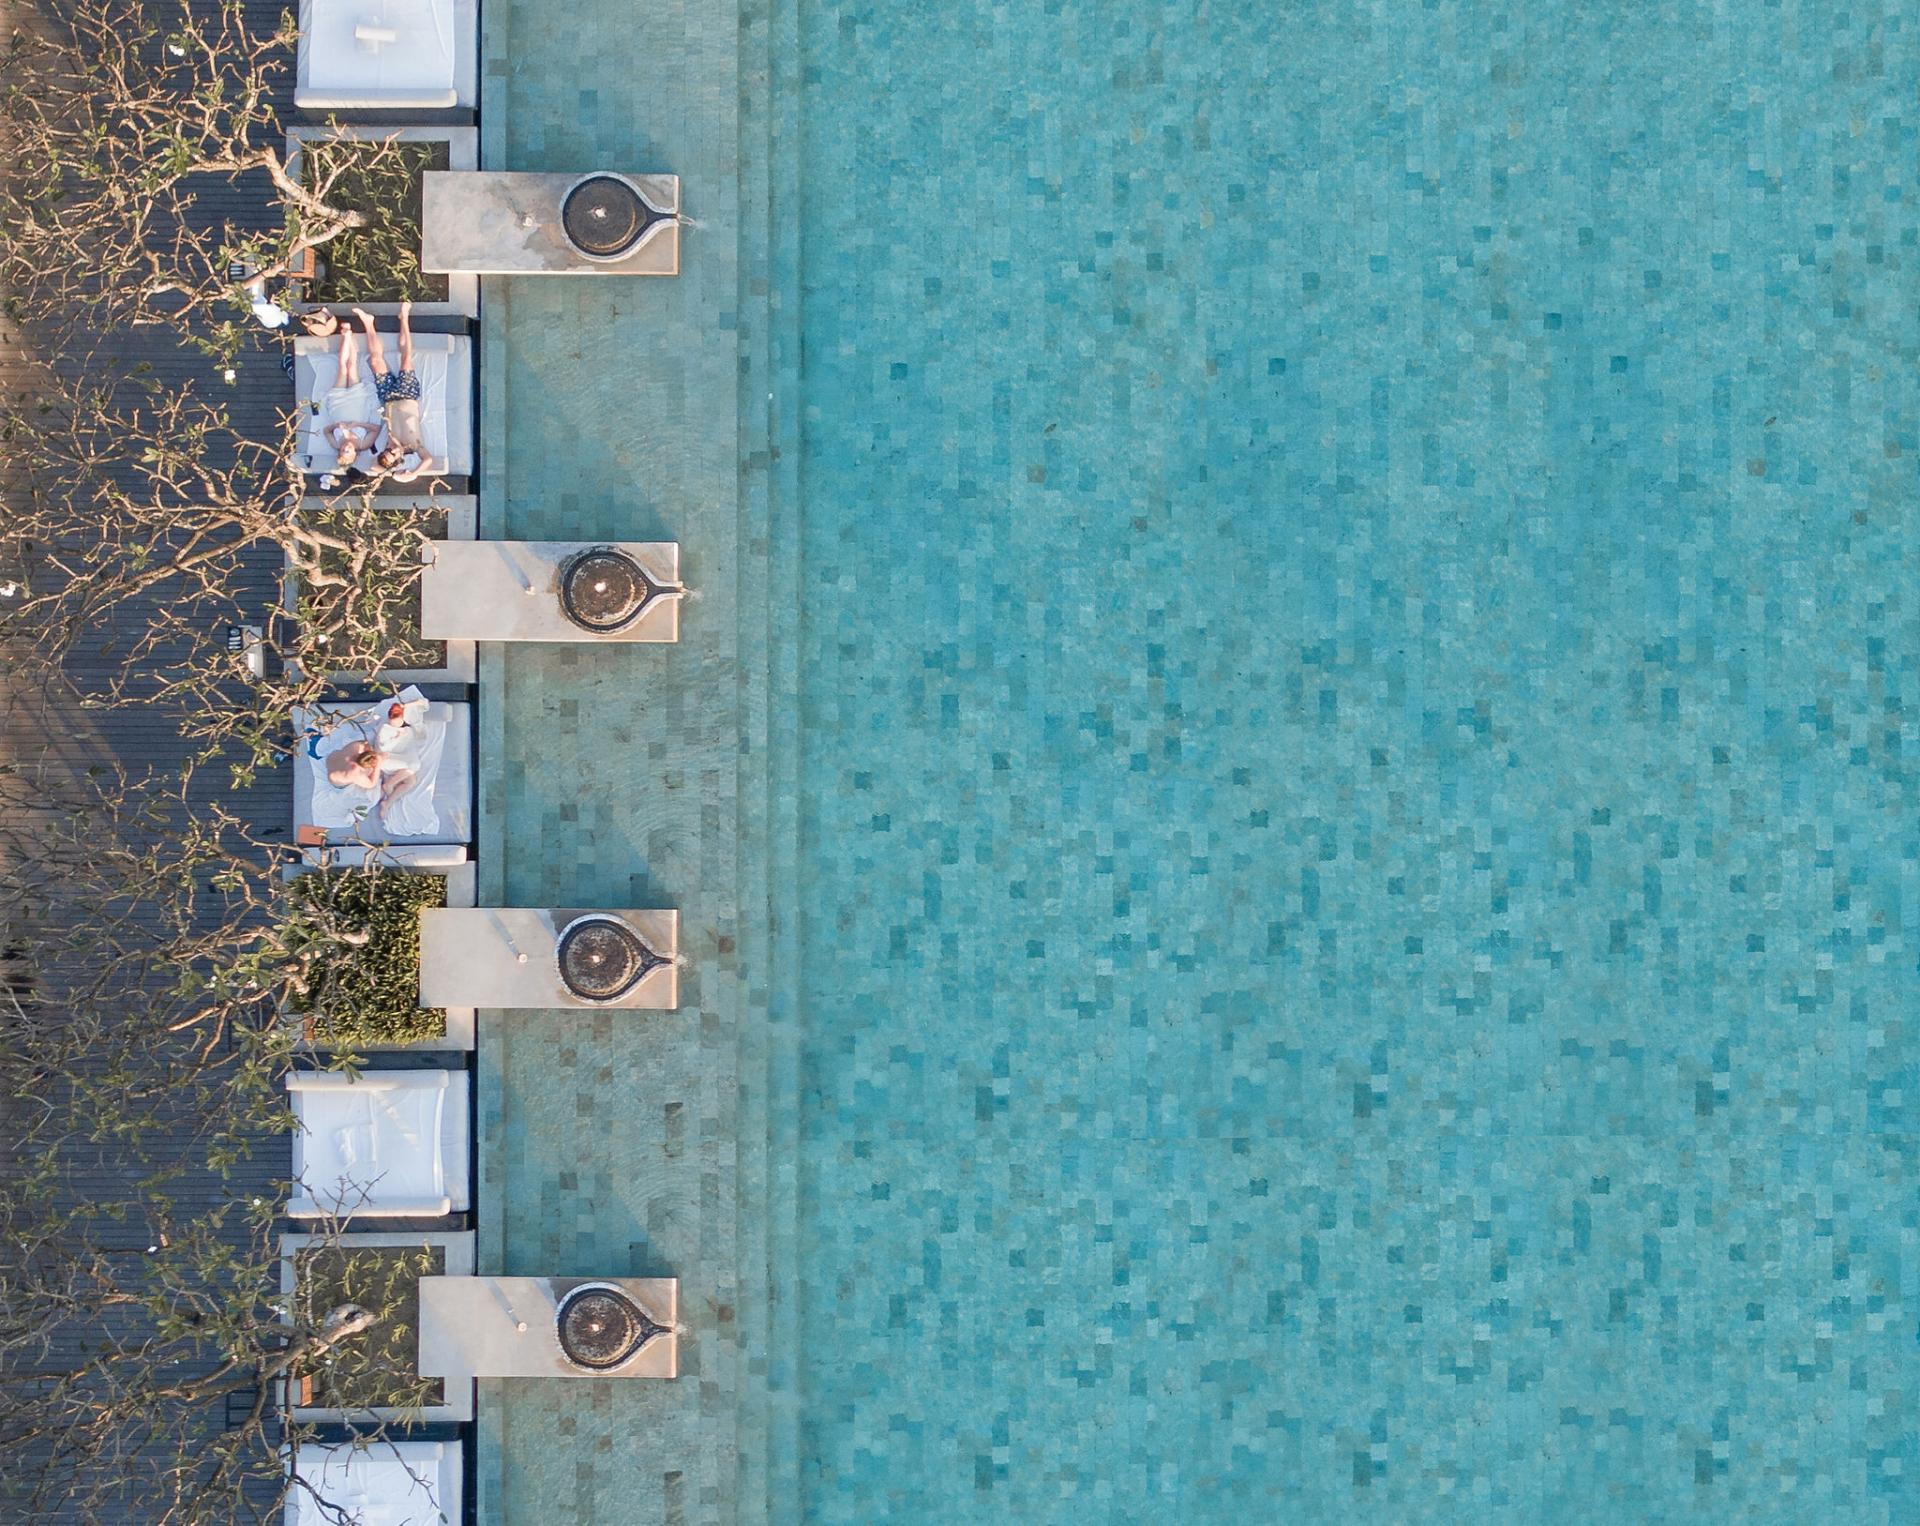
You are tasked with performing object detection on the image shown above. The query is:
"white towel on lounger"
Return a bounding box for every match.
[302,688,444,837]
[376,711,444,837]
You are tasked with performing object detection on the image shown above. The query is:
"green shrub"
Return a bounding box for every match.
[286,868,446,1045]
[297,506,449,673]
[305,140,451,304]
[296,1243,445,1410]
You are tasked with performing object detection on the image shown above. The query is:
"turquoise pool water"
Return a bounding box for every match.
[782,1,1919,1520]
[475,0,1918,1519]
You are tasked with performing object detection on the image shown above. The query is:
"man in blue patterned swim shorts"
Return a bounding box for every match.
[352,301,441,484]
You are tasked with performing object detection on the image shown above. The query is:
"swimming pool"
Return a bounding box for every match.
[777,2,1917,1519]
[479,0,1918,1518]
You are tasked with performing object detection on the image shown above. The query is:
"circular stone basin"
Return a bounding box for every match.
[559,547,664,634]
[555,1283,664,1372]
[561,175,668,262]
[555,914,663,1004]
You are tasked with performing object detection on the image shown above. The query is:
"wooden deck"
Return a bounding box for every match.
[0,2,310,1516]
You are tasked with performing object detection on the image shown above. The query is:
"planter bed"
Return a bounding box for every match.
[301,504,447,673]
[286,127,478,318]
[308,140,449,304]
[287,494,476,684]
[286,866,446,1049]
[283,847,476,1052]
[280,1230,476,1423]
[301,1243,443,1410]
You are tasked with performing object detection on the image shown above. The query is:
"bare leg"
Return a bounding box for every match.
[336,325,359,386]
[397,299,414,373]
[353,308,389,378]
[379,769,418,815]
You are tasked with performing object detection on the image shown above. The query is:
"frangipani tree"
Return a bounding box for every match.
[0,3,455,1516]
[0,760,447,1521]
[0,348,443,781]
[1,0,412,354]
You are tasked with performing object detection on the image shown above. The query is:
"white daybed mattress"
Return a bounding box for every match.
[295,0,477,111]
[285,1439,463,1526]
[294,333,474,477]
[287,1069,470,1219]
[294,697,473,848]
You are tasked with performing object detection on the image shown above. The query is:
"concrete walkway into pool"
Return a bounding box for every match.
[471,0,789,1517]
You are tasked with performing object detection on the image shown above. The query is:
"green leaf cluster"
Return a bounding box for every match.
[304,140,450,303]
[285,869,446,1045]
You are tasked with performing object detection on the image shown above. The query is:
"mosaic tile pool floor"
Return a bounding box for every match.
[473,0,750,1518]
[782,2,1918,1520]
[482,0,1919,1519]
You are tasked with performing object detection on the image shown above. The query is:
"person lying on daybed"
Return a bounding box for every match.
[324,737,419,818]
[320,698,424,825]
[301,689,447,841]
[320,320,383,472]
[352,302,441,484]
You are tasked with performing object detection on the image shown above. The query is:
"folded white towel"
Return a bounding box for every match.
[323,378,379,427]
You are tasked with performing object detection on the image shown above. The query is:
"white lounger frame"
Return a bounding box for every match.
[292,698,474,850]
[286,1068,470,1219]
[283,1439,463,1526]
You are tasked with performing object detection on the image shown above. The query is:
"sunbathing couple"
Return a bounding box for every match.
[318,302,438,483]
[324,700,418,812]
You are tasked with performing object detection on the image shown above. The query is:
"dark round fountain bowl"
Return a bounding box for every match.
[556,1284,663,1372]
[560,547,658,633]
[556,915,660,1003]
[561,175,667,261]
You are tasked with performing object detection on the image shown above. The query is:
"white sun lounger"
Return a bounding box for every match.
[293,333,474,478]
[295,0,477,112]
[293,696,473,849]
[287,1069,470,1220]
[284,1439,463,1526]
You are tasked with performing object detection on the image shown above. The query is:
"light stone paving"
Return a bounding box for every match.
[423,172,681,276]
[420,540,681,643]
[420,908,679,1010]
[419,1276,679,1380]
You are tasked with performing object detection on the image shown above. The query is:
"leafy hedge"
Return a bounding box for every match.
[286,869,446,1046]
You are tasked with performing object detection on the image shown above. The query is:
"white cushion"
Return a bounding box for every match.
[288,1069,469,1218]
[298,0,461,108]
[285,1440,459,1526]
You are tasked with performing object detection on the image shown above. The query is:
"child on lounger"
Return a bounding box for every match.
[352,302,441,484]
[320,323,382,470]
